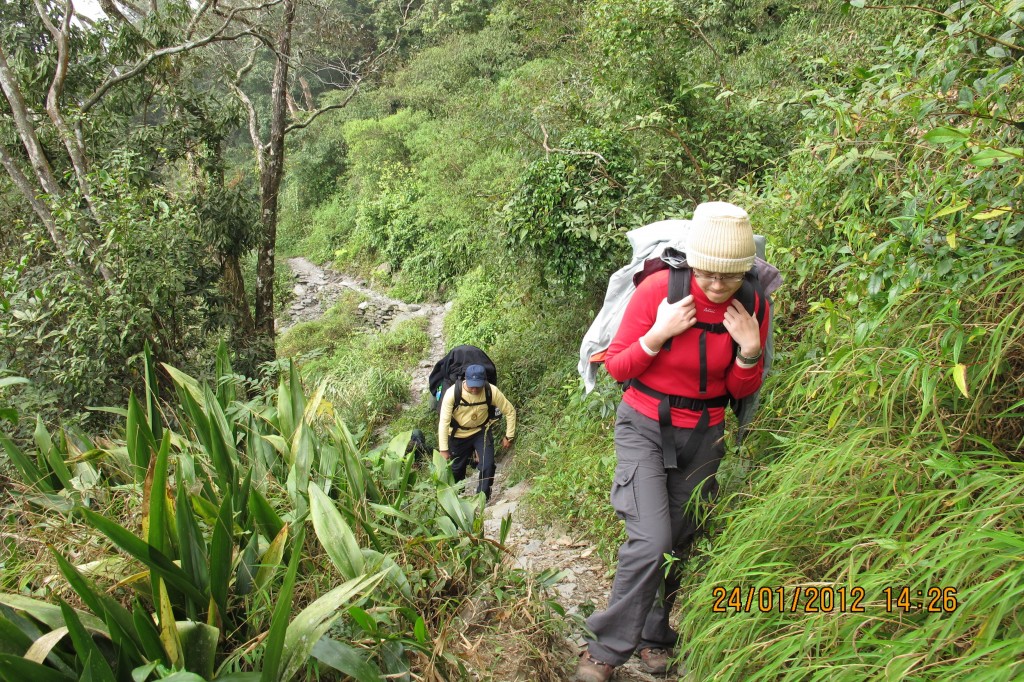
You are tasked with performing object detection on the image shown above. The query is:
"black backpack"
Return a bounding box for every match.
[428,345,499,428]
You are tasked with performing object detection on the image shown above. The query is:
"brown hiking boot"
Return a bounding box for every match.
[575,647,614,682]
[638,647,670,674]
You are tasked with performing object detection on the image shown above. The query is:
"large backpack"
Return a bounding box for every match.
[578,219,782,444]
[428,345,500,429]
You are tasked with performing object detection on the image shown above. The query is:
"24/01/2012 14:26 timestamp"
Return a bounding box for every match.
[711,586,959,613]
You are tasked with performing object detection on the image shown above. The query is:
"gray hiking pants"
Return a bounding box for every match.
[585,401,725,666]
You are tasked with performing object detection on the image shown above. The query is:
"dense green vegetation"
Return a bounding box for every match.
[2,0,1022,679]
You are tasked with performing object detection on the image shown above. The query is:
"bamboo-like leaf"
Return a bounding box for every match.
[289,362,306,435]
[310,637,384,682]
[215,340,236,408]
[76,508,207,605]
[145,432,172,562]
[260,526,304,682]
[235,532,260,597]
[0,433,52,492]
[35,417,73,491]
[202,385,237,499]
[437,486,474,534]
[276,376,295,442]
[176,484,210,616]
[132,601,169,666]
[157,579,182,668]
[278,571,387,682]
[208,492,233,629]
[143,341,163,442]
[361,549,412,599]
[254,525,289,596]
[309,484,364,579]
[248,488,284,544]
[126,392,156,482]
[952,363,969,398]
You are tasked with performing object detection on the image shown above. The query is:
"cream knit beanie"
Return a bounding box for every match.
[686,201,756,274]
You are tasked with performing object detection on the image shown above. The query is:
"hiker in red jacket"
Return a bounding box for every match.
[575,202,771,682]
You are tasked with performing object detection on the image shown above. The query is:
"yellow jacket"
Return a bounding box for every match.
[438,382,517,450]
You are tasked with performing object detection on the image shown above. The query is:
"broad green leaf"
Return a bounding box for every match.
[208,492,234,628]
[51,551,144,660]
[0,612,35,657]
[59,600,116,682]
[310,637,384,682]
[360,549,412,599]
[177,620,219,679]
[0,376,29,389]
[952,364,969,398]
[278,572,387,682]
[132,602,169,666]
[260,526,304,682]
[0,654,75,682]
[162,364,206,405]
[922,126,969,143]
[145,432,172,561]
[0,594,106,632]
[969,147,1022,167]
[176,484,210,609]
[126,392,156,482]
[309,484,364,579]
[76,508,207,605]
[248,488,284,543]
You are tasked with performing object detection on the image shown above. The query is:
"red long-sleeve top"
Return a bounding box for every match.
[605,269,770,428]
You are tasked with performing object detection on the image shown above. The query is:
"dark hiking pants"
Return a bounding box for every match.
[449,426,496,500]
[585,401,725,666]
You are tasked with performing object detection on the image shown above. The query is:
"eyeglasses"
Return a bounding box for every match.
[693,269,745,283]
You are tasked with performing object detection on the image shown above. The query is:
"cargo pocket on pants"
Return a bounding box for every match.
[610,461,640,522]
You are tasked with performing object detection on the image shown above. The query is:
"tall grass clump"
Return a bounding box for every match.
[0,342,566,680]
[675,4,1024,679]
[277,298,431,439]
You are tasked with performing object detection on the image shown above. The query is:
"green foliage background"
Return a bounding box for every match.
[3,0,1023,679]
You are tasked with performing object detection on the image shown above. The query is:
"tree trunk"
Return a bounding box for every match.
[252,0,295,361]
[222,252,255,332]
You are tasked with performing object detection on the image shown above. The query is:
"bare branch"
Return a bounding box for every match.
[538,121,608,164]
[229,82,265,176]
[284,88,359,134]
[82,1,283,113]
[234,37,261,83]
[0,45,62,198]
[860,4,1022,51]
[185,0,214,40]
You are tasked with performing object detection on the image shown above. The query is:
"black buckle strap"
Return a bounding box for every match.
[625,379,730,469]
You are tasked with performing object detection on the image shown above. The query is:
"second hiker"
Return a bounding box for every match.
[438,364,517,501]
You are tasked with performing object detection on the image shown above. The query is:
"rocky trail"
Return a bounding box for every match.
[282,257,666,681]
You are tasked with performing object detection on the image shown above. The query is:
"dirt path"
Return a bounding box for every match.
[282,258,665,681]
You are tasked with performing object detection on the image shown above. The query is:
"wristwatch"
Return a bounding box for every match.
[736,348,763,365]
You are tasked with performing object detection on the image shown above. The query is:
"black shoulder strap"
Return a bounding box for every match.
[662,266,691,352]
[450,379,494,430]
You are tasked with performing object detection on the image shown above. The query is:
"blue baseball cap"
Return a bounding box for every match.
[465,365,487,387]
